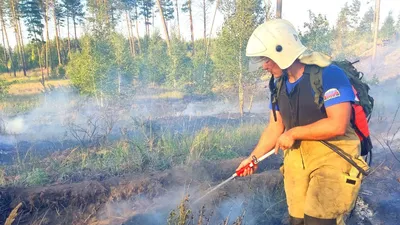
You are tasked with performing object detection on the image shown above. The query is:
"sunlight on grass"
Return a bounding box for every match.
[135,90,186,100]
[8,79,71,95]
[157,91,185,99]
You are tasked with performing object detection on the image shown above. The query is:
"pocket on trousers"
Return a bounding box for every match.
[340,172,362,214]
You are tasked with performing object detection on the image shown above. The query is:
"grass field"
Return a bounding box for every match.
[1,68,71,96]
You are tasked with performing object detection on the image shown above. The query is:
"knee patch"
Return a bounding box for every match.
[304,214,336,225]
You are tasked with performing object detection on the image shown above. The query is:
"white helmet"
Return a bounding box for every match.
[246,19,307,70]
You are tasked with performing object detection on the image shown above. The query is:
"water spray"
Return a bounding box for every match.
[193,150,276,204]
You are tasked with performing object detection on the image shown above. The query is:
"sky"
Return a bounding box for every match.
[2,0,400,49]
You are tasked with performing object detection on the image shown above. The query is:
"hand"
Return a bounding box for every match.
[236,157,258,177]
[274,130,295,154]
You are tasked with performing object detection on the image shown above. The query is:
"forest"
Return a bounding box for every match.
[0,0,400,224]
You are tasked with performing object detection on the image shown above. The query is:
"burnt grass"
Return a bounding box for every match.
[0,156,287,225]
[1,151,399,225]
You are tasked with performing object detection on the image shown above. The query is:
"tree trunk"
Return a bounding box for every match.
[188,0,195,55]
[44,0,51,77]
[206,0,220,55]
[372,0,380,64]
[155,0,171,55]
[17,18,27,76]
[37,45,46,91]
[0,16,9,74]
[238,42,244,117]
[14,31,22,74]
[128,15,137,56]
[125,11,136,57]
[145,17,149,36]
[135,7,142,54]
[248,93,254,112]
[9,0,23,76]
[175,0,181,39]
[265,0,271,22]
[203,0,206,47]
[152,7,155,32]
[0,9,14,76]
[57,24,61,40]
[276,0,282,18]
[125,11,133,55]
[67,16,71,52]
[73,16,78,41]
[9,0,27,76]
[238,72,244,117]
[53,0,62,66]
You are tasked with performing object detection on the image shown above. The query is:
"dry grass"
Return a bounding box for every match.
[5,202,22,225]
[135,90,186,100]
[158,91,185,99]
[1,68,71,95]
[8,80,71,95]
[1,68,44,80]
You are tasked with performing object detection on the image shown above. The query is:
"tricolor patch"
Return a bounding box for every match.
[324,88,341,101]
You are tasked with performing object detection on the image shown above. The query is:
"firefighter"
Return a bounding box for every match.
[236,19,369,225]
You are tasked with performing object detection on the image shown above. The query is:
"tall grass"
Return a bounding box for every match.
[0,95,41,114]
[1,122,264,187]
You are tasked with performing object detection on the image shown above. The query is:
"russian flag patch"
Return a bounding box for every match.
[324,88,341,101]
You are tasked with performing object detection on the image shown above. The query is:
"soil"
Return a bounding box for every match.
[0,155,284,225]
[1,150,399,225]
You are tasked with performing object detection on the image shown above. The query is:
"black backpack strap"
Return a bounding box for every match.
[269,76,277,122]
[320,140,370,176]
[269,75,284,122]
[304,65,324,109]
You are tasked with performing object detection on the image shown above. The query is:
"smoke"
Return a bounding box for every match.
[95,186,198,225]
[4,117,25,134]
[181,99,269,117]
[1,84,269,145]
[101,184,285,225]
[93,169,286,225]
[1,90,75,142]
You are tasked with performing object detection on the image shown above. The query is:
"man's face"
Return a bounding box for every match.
[249,56,283,78]
[261,57,283,78]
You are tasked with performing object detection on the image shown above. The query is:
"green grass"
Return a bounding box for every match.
[0,94,41,115]
[1,123,265,187]
[23,168,50,186]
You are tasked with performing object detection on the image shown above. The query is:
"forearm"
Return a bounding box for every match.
[290,117,348,141]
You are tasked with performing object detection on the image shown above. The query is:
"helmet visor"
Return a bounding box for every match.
[248,56,270,72]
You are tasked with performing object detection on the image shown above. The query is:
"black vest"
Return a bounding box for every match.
[277,73,327,130]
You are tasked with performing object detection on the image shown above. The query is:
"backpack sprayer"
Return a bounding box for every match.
[193,150,276,204]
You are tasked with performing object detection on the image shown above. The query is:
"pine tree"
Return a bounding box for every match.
[300,10,332,54]
[0,1,14,76]
[333,3,351,54]
[61,0,84,41]
[139,0,155,36]
[158,0,174,22]
[181,0,194,54]
[380,11,395,39]
[357,6,374,36]
[349,0,361,29]
[213,0,263,115]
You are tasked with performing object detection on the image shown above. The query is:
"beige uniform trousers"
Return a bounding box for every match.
[280,126,369,225]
